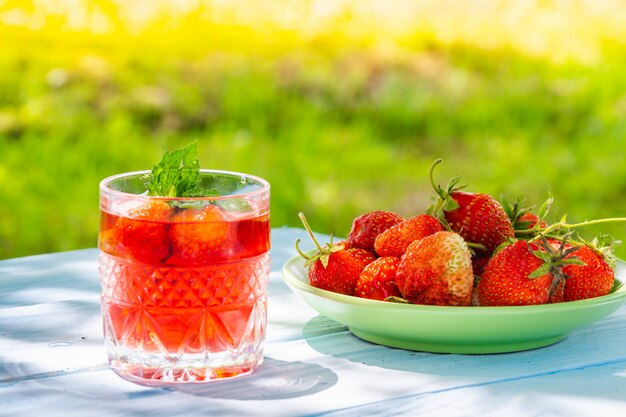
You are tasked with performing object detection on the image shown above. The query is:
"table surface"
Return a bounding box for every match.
[2,227,626,417]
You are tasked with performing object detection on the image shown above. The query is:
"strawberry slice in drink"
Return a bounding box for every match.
[167,204,235,265]
[115,200,173,264]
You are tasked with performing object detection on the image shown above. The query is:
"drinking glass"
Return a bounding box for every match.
[98,170,270,385]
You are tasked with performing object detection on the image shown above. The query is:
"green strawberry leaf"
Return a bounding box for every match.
[446,176,466,192]
[319,253,330,268]
[528,263,552,279]
[385,296,411,304]
[537,192,554,222]
[610,280,624,293]
[146,141,204,197]
[531,249,552,263]
[442,197,460,212]
[584,234,621,269]
[565,258,586,266]
[501,195,526,223]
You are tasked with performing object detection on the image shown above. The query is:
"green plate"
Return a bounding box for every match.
[281,254,626,354]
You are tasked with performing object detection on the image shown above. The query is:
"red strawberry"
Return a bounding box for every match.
[518,212,548,230]
[374,214,444,257]
[475,239,575,306]
[355,257,401,301]
[296,214,370,295]
[307,248,365,295]
[538,237,615,302]
[346,247,376,267]
[347,210,405,252]
[167,204,234,265]
[427,160,514,254]
[443,191,514,254]
[115,200,173,264]
[561,244,614,301]
[395,231,474,306]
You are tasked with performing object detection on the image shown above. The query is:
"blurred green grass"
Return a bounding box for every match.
[2,1,626,259]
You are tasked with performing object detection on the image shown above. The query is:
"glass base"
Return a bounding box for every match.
[108,346,264,386]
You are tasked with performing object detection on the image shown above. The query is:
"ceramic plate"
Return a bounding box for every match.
[281,254,626,354]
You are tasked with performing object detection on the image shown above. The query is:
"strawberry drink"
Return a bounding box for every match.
[98,144,270,385]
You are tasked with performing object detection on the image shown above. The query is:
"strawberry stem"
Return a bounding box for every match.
[426,158,465,219]
[517,217,626,237]
[429,159,446,200]
[296,212,339,268]
[564,217,626,229]
[294,239,310,260]
[466,242,488,252]
[298,212,323,253]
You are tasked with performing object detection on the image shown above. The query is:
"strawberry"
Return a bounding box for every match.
[355,256,401,301]
[476,240,549,306]
[346,247,376,267]
[306,247,364,295]
[296,213,370,295]
[536,236,615,302]
[427,159,514,254]
[561,244,614,301]
[167,204,234,265]
[115,200,173,264]
[374,214,444,257]
[475,239,580,306]
[517,212,548,230]
[347,210,405,252]
[395,231,474,306]
[441,191,513,254]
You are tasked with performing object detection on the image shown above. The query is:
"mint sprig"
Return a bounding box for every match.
[146,142,205,197]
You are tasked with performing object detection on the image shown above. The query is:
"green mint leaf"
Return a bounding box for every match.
[216,198,251,213]
[147,142,202,197]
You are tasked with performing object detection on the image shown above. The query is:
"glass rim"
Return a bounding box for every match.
[99,169,270,201]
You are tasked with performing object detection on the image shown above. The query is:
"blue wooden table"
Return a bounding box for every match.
[1,227,626,416]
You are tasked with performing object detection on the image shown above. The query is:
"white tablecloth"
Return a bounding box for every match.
[1,227,626,416]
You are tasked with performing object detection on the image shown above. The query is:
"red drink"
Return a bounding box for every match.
[98,171,270,384]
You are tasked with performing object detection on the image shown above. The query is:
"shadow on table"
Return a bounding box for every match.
[167,357,337,401]
[301,313,626,380]
[300,314,626,413]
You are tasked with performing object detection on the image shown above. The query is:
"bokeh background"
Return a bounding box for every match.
[1,0,626,260]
